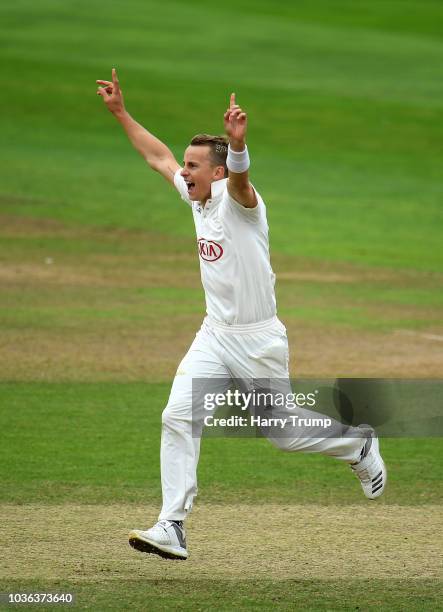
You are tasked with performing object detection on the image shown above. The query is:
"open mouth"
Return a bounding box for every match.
[185,181,195,194]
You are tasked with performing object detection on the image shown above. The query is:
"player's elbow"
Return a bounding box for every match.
[144,154,161,172]
[146,154,173,175]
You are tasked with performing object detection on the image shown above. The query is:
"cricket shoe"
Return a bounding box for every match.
[351,425,387,499]
[128,520,188,560]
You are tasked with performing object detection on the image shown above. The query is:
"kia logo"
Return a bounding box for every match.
[198,238,223,262]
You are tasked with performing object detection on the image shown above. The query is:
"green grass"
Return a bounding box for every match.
[0,231,441,335]
[1,1,442,609]
[1,0,443,271]
[1,382,441,506]
[1,579,441,611]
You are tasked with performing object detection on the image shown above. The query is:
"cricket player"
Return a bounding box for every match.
[97,69,387,560]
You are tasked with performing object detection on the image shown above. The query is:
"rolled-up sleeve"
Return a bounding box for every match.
[220,184,265,224]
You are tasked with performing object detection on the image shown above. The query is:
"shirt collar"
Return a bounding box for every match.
[210,178,227,200]
[194,178,227,211]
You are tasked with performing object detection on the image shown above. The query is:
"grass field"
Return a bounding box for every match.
[1,0,442,609]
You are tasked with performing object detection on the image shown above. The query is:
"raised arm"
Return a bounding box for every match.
[96,69,180,186]
[223,93,257,208]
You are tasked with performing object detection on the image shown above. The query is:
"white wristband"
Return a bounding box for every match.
[227,144,250,174]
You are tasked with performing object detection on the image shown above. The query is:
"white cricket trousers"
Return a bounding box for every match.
[159,316,364,521]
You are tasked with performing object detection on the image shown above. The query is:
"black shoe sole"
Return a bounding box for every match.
[129,536,187,560]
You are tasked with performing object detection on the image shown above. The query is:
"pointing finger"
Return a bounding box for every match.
[112,68,120,92]
[230,92,236,109]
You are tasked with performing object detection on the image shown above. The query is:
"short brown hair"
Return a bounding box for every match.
[190,134,229,176]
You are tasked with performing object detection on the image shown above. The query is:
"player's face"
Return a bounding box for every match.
[181,146,225,202]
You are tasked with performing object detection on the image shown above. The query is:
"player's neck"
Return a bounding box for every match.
[200,191,211,206]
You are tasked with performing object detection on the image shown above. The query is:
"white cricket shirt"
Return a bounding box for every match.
[174,170,277,325]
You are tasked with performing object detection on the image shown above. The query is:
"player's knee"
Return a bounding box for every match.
[161,406,178,431]
[161,402,192,432]
[267,436,293,452]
